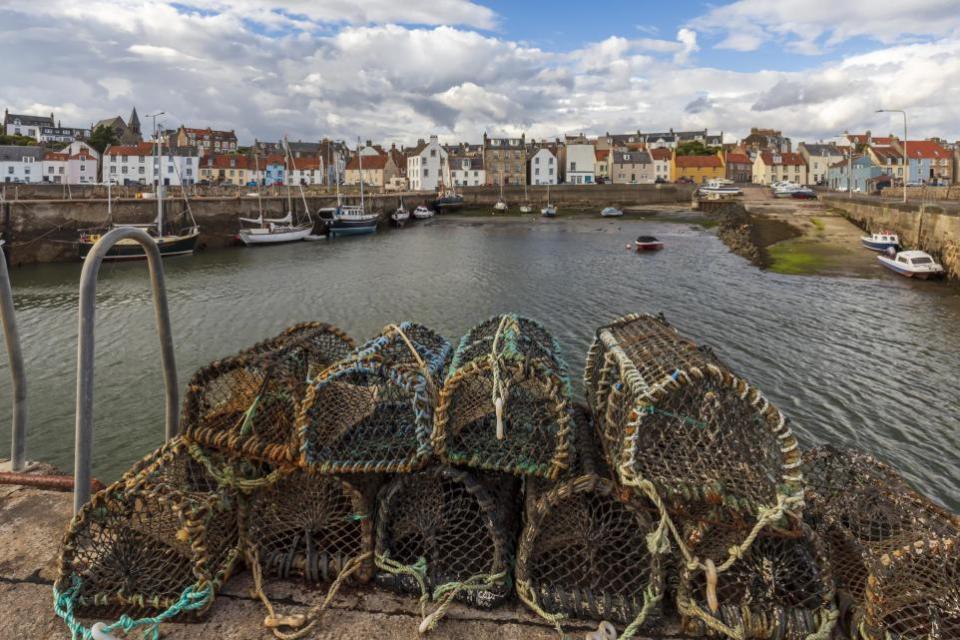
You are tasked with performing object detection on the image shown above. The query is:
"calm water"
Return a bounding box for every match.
[0,217,958,511]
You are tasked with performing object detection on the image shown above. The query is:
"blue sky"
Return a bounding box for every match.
[2,0,960,144]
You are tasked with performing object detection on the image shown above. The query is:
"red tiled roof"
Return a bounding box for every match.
[202,154,254,170]
[676,154,722,168]
[595,149,609,161]
[872,136,894,146]
[43,152,69,161]
[105,142,155,156]
[346,154,388,171]
[649,147,672,160]
[292,157,322,170]
[725,152,750,164]
[760,151,804,166]
[870,146,901,162]
[904,140,949,159]
[70,151,95,161]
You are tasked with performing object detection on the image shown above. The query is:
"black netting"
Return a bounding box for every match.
[375,465,519,608]
[299,322,451,473]
[435,314,575,479]
[182,323,355,464]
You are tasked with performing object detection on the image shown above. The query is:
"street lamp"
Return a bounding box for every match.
[876,109,908,203]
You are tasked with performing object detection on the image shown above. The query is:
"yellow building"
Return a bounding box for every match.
[752,151,808,185]
[672,151,725,183]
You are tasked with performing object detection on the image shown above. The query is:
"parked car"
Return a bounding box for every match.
[654,177,667,184]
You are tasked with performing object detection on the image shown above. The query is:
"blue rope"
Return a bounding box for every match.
[54,575,212,640]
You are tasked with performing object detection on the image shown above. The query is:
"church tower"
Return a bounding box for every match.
[128,106,141,137]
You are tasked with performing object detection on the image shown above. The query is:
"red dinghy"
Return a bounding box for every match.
[634,235,664,251]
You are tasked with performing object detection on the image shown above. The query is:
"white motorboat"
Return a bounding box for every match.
[600,207,623,217]
[699,179,742,197]
[877,250,945,280]
[773,182,802,198]
[413,205,434,219]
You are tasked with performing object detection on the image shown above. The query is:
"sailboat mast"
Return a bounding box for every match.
[156,124,163,235]
[358,137,365,210]
[253,153,264,223]
[284,136,311,222]
[284,141,293,215]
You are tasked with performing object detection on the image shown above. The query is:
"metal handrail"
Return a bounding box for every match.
[74,227,179,513]
[0,242,28,471]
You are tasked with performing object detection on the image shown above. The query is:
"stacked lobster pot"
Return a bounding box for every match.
[803,446,959,639]
[585,313,837,640]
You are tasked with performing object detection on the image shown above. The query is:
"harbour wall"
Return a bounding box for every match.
[822,195,960,280]
[0,184,695,265]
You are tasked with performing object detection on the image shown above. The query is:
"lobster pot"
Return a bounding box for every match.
[586,314,802,517]
[299,322,452,474]
[375,466,519,608]
[246,468,376,584]
[55,442,240,621]
[678,519,837,640]
[802,447,959,635]
[435,314,574,480]
[182,323,355,464]
[516,474,665,627]
[863,537,960,640]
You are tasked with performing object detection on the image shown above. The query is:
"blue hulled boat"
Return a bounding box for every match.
[861,231,900,252]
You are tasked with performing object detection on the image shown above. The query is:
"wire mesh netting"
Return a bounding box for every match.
[375,465,519,609]
[435,314,575,480]
[863,536,960,640]
[245,467,376,584]
[182,322,355,464]
[803,446,959,637]
[55,440,240,624]
[298,322,451,473]
[585,313,803,517]
[516,473,665,628]
[677,516,837,639]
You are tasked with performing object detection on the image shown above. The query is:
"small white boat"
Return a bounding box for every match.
[861,231,900,252]
[519,180,532,212]
[699,179,742,196]
[773,182,802,198]
[519,204,532,213]
[600,207,623,217]
[391,199,410,226]
[493,200,508,212]
[239,217,313,245]
[541,204,557,217]
[413,205,434,220]
[877,250,944,280]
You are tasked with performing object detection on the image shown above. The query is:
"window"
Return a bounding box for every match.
[549,168,554,175]
[59,167,65,174]
[535,157,540,165]
[535,168,540,175]
[430,149,436,157]
[48,167,54,174]
[168,166,173,173]
[6,167,12,175]
[139,167,144,174]
[24,167,30,175]
[139,155,144,163]
[121,166,128,174]
[571,162,577,171]
[473,171,478,177]
[549,157,554,164]
[110,166,116,174]
[423,168,429,177]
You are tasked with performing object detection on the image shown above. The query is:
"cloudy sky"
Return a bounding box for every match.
[2,0,960,146]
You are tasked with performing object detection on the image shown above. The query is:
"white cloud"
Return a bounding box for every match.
[690,0,960,53]
[1,1,960,146]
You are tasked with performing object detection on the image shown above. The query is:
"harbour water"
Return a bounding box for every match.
[0,216,957,510]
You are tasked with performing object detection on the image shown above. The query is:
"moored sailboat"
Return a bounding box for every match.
[317,137,380,238]
[391,198,410,226]
[493,168,507,213]
[238,141,313,245]
[541,182,557,217]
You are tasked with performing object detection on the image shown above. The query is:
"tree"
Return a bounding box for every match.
[676,140,719,156]
[0,133,37,146]
[88,124,119,154]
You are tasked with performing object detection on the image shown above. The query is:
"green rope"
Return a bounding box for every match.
[54,574,212,640]
[375,553,429,618]
[238,394,262,437]
[419,571,507,634]
[619,586,664,640]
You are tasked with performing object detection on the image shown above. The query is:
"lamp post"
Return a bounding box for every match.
[876,109,908,203]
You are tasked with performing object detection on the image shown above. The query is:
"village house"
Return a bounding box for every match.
[798,143,844,185]
[828,155,882,193]
[93,108,143,145]
[610,150,654,184]
[289,157,324,186]
[742,127,792,154]
[565,136,596,185]
[595,132,644,152]
[263,155,287,186]
[845,131,896,151]
[175,126,238,156]
[866,146,905,182]
[3,110,54,140]
[594,149,610,183]
[752,151,807,185]
[673,152,725,184]
[724,151,752,182]
[640,129,722,150]
[286,141,321,159]
[199,154,256,186]
[483,133,526,186]
[407,135,449,191]
[0,145,43,183]
[649,147,672,182]
[345,152,400,189]
[528,147,558,185]
[104,142,198,186]
[41,148,97,184]
[890,140,953,184]
[450,155,485,187]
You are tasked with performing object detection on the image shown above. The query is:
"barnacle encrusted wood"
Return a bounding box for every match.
[245,467,376,584]
[677,516,838,640]
[434,314,574,479]
[516,474,665,628]
[54,441,240,623]
[803,446,959,636]
[862,536,960,640]
[375,465,519,608]
[585,313,803,515]
[298,322,451,473]
[182,322,355,463]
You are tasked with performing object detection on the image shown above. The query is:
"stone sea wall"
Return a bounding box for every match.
[823,195,960,280]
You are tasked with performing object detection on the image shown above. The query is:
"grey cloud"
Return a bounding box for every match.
[685,95,713,114]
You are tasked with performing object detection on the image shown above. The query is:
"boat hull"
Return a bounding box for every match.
[238,225,313,245]
[79,231,200,261]
[635,242,664,251]
[877,256,944,279]
[861,238,899,252]
[326,221,378,238]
